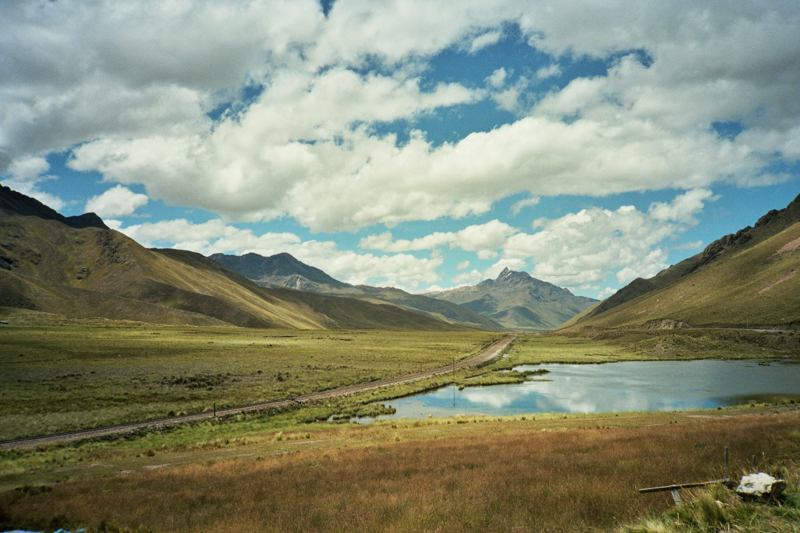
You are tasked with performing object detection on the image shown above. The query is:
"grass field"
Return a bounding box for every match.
[0,322,502,440]
[1,406,798,532]
[511,328,800,364]
[3,321,794,442]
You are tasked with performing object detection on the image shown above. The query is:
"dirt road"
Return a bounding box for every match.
[0,335,516,450]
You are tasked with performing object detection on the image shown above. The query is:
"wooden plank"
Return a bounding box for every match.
[638,479,728,494]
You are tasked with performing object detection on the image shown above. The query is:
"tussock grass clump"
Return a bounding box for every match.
[621,465,800,533]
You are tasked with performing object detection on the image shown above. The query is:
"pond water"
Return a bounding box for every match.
[361,359,800,422]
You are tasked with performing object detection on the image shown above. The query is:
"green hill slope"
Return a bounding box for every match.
[567,194,800,330]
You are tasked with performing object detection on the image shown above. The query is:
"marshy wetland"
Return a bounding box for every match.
[1,320,799,532]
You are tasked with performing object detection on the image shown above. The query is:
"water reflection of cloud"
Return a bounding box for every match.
[461,383,534,408]
[460,380,668,414]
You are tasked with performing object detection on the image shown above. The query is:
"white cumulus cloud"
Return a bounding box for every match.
[2,1,798,297]
[360,220,517,255]
[500,190,717,287]
[85,185,149,219]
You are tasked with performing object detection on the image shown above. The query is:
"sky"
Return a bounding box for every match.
[2,1,800,299]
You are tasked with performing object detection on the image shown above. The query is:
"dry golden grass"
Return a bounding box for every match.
[3,411,798,533]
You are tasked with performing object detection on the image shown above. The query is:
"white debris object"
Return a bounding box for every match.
[736,473,786,499]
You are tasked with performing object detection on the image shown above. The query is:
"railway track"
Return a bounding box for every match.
[0,335,516,450]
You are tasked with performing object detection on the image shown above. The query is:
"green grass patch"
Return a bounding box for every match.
[622,475,800,533]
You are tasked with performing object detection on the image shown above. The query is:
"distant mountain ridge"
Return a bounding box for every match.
[10,182,794,331]
[210,252,348,292]
[426,268,598,331]
[210,252,504,331]
[0,185,470,331]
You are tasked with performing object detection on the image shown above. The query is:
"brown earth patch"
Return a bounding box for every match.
[758,269,797,294]
[774,235,800,256]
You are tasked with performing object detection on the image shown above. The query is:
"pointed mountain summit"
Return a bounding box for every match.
[426,268,597,332]
[496,267,526,284]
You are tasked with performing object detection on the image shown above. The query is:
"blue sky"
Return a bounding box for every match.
[2,1,799,299]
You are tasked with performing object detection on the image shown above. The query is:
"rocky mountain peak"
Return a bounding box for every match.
[430,266,597,331]
[210,251,345,288]
[495,267,534,285]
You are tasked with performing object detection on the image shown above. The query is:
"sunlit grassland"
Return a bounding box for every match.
[2,321,794,442]
[509,329,798,365]
[2,407,798,533]
[0,323,502,440]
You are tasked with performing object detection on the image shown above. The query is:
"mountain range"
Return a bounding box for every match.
[210,252,505,331]
[210,253,597,331]
[0,185,469,331]
[3,182,799,331]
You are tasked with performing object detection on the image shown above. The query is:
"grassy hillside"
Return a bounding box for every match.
[0,214,324,328]
[568,193,800,330]
[568,219,800,329]
[0,207,467,330]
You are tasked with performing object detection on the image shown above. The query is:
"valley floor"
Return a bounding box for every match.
[1,320,798,532]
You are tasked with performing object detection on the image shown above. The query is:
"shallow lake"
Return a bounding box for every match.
[363,359,800,422]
